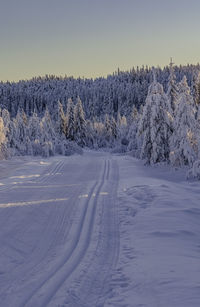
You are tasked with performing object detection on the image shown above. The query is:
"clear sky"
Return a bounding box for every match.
[1,0,200,81]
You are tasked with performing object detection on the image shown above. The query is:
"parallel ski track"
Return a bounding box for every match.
[0,160,65,236]
[0,197,76,299]
[0,159,83,303]
[0,159,66,234]
[37,159,65,184]
[64,159,119,307]
[21,158,108,307]
[0,156,119,307]
[0,159,64,194]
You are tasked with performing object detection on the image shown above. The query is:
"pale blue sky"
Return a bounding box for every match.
[1,0,200,81]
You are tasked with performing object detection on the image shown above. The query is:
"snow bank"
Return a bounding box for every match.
[105,155,200,307]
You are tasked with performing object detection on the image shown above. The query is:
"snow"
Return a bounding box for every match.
[0,152,200,306]
[106,155,200,307]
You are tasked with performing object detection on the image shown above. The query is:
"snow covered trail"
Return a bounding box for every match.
[0,152,119,307]
[0,152,200,307]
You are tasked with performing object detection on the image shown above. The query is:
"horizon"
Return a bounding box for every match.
[1,62,200,84]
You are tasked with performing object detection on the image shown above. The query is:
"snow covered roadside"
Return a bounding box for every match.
[0,152,200,307]
[105,155,200,307]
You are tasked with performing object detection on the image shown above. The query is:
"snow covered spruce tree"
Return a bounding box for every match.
[127,107,140,154]
[188,109,200,178]
[66,98,75,141]
[28,111,43,155]
[116,113,128,150]
[1,110,18,156]
[138,69,172,164]
[167,59,179,114]
[104,114,112,146]
[111,114,117,134]
[192,71,200,106]
[170,76,197,167]
[1,109,12,154]
[0,116,8,159]
[40,108,55,157]
[110,116,117,143]
[56,101,66,137]
[13,110,29,155]
[74,97,87,147]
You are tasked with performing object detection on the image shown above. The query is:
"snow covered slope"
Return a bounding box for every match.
[0,152,199,306]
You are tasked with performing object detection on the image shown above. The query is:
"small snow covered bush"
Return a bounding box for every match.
[64,140,83,156]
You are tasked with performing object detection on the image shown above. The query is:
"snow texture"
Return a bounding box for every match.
[0,151,199,306]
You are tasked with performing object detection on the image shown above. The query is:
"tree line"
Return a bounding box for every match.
[1,63,200,178]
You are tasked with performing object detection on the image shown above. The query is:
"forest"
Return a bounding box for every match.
[0,62,200,179]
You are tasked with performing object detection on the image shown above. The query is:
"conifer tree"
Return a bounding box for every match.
[66,98,75,141]
[170,76,197,166]
[56,101,66,136]
[138,70,172,164]
[104,114,112,144]
[167,58,178,113]
[192,71,200,106]
[28,111,42,155]
[74,97,87,147]
[127,107,139,152]
[0,117,7,159]
[41,108,55,142]
[110,116,117,140]
[12,110,28,155]
[40,108,55,156]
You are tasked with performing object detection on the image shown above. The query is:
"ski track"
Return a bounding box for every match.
[61,159,119,307]
[0,153,120,307]
[1,153,199,307]
[0,157,82,303]
[0,160,67,237]
[22,159,110,307]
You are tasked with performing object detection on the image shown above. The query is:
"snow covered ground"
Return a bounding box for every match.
[0,152,199,306]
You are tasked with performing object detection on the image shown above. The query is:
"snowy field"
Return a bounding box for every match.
[0,151,200,307]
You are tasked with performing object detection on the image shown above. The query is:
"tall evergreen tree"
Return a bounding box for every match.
[56,101,66,136]
[167,58,178,113]
[40,108,55,156]
[41,108,55,142]
[192,71,200,106]
[110,116,117,140]
[127,107,139,153]
[28,111,42,155]
[66,98,75,141]
[104,114,113,145]
[170,76,197,166]
[13,110,28,155]
[0,117,7,159]
[74,97,87,147]
[138,70,172,164]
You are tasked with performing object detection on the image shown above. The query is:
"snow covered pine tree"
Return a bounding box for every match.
[138,69,172,164]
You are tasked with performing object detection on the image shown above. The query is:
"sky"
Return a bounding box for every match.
[1,0,200,82]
